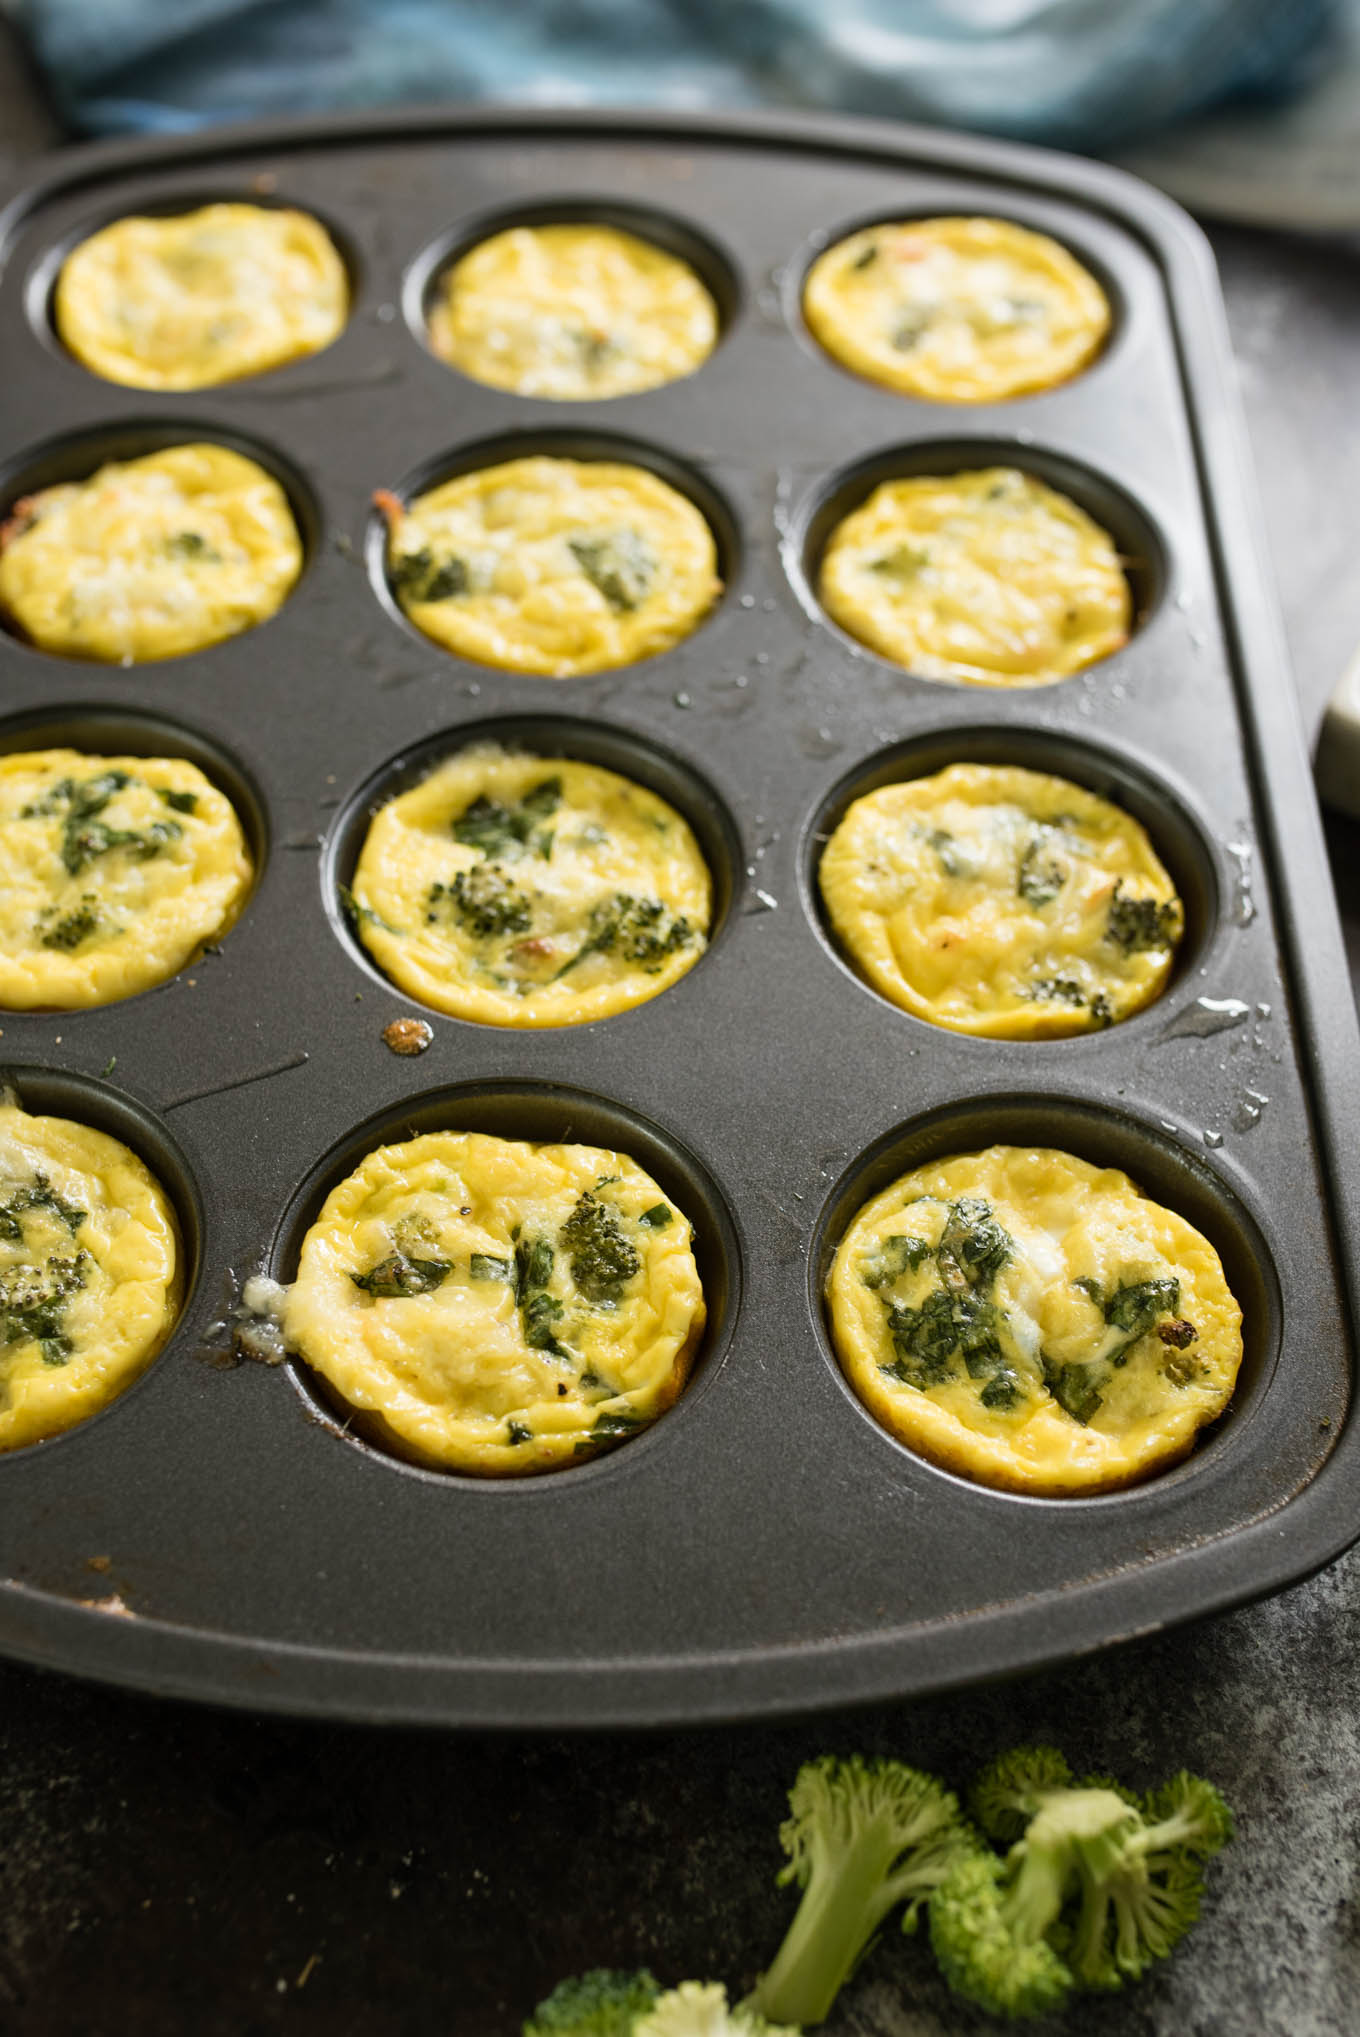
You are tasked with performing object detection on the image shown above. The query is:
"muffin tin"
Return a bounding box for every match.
[0,107,1355,1728]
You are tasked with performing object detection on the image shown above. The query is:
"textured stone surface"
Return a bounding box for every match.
[0,41,1357,2035]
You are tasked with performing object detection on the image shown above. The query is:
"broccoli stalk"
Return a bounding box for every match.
[746,1756,976,2028]
[930,1746,1233,2019]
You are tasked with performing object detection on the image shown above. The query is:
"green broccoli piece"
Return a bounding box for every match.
[391,546,469,602]
[523,1975,793,2037]
[1105,885,1182,955]
[524,1968,662,2037]
[1016,827,1067,909]
[931,1746,1234,2018]
[349,1250,451,1298]
[559,894,696,977]
[936,1196,1011,1290]
[859,1233,932,1290]
[562,1191,640,1302]
[37,898,102,951]
[636,1982,796,2036]
[745,1755,977,2028]
[569,530,657,612]
[452,779,561,862]
[429,864,533,939]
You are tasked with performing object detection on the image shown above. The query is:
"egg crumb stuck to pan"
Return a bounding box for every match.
[0,444,303,663]
[285,1130,706,1475]
[828,1145,1243,1496]
[803,215,1110,403]
[0,749,253,1011]
[817,466,1130,687]
[377,455,721,677]
[0,1102,182,1451]
[428,221,718,399]
[54,202,349,390]
[819,763,1183,1038]
[346,745,711,1027]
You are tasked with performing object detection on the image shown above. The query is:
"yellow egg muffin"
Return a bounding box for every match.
[347,745,710,1027]
[0,750,252,1011]
[803,216,1109,402]
[54,202,348,390]
[285,1129,705,1475]
[819,764,1183,1038]
[377,456,720,677]
[0,1102,182,1451]
[829,1145,1242,1496]
[0,444,303,663]
[428,221,718,399]
[818,467,1130,687]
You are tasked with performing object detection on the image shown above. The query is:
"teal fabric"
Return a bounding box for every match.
[15,0,1336,147]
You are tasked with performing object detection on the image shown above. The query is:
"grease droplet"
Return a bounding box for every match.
[383,1017,433,1056]
[1202,1128,1224,1148]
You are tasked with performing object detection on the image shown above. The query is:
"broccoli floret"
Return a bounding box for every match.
[391,546,469,602]
[569,530,656,612]
[431,864,533,939]
[745,1755,976,2028]
[1106,885,1182,955]
[561,894,696,977]
[562,1192,640,1302]
[1016,827,1067,908]
[524,1968,662,2037]
[931,1746,1233,2017]
[37,898,102,950]
[523,1975,792,2037]
[452,779,561,862]
[636,1982,796,2036]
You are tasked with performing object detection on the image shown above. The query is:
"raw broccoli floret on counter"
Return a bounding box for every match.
[745,1756,977,2028]
[524,1968,662,2037]
[930,1745,1233,2018]
[524,1974,793,2037]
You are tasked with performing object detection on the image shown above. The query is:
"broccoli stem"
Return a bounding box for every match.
[751,1816,909,2024]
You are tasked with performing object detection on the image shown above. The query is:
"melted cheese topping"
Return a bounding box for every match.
[829,1146,1242,1496]
[54,203,348,390]
[818,467,1130,687]
[285,1130,705,1476]
[803,216,1109,402]
[0,1104,181,1451]
[819,764,1183,1038]
[349,746,710,1027]
[428,222,718,399]
[382,457,720,677]
[0,749,252,1011]
[0,444,303,663]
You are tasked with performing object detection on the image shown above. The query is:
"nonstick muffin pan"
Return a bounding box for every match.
[0,107,1355,1728]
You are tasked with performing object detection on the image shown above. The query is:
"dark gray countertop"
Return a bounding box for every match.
[0,37,1357,2037]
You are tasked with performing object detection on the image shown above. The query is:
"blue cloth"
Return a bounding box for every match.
[15,0,1338,150]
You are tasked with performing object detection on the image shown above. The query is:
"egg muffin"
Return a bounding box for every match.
[0,1102,182,1451]
[803,216,1109,403]
[54,202,348,390]
[0,444,303,663]
[285,1130,705,1475]
[0,750,252,1011]
[829,1145,1242,1496]
[347,745,710,1027]
[428,221,718,399]
[819,764,1183,1038]
[818,467,1129,687]
[378,457,720,677]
